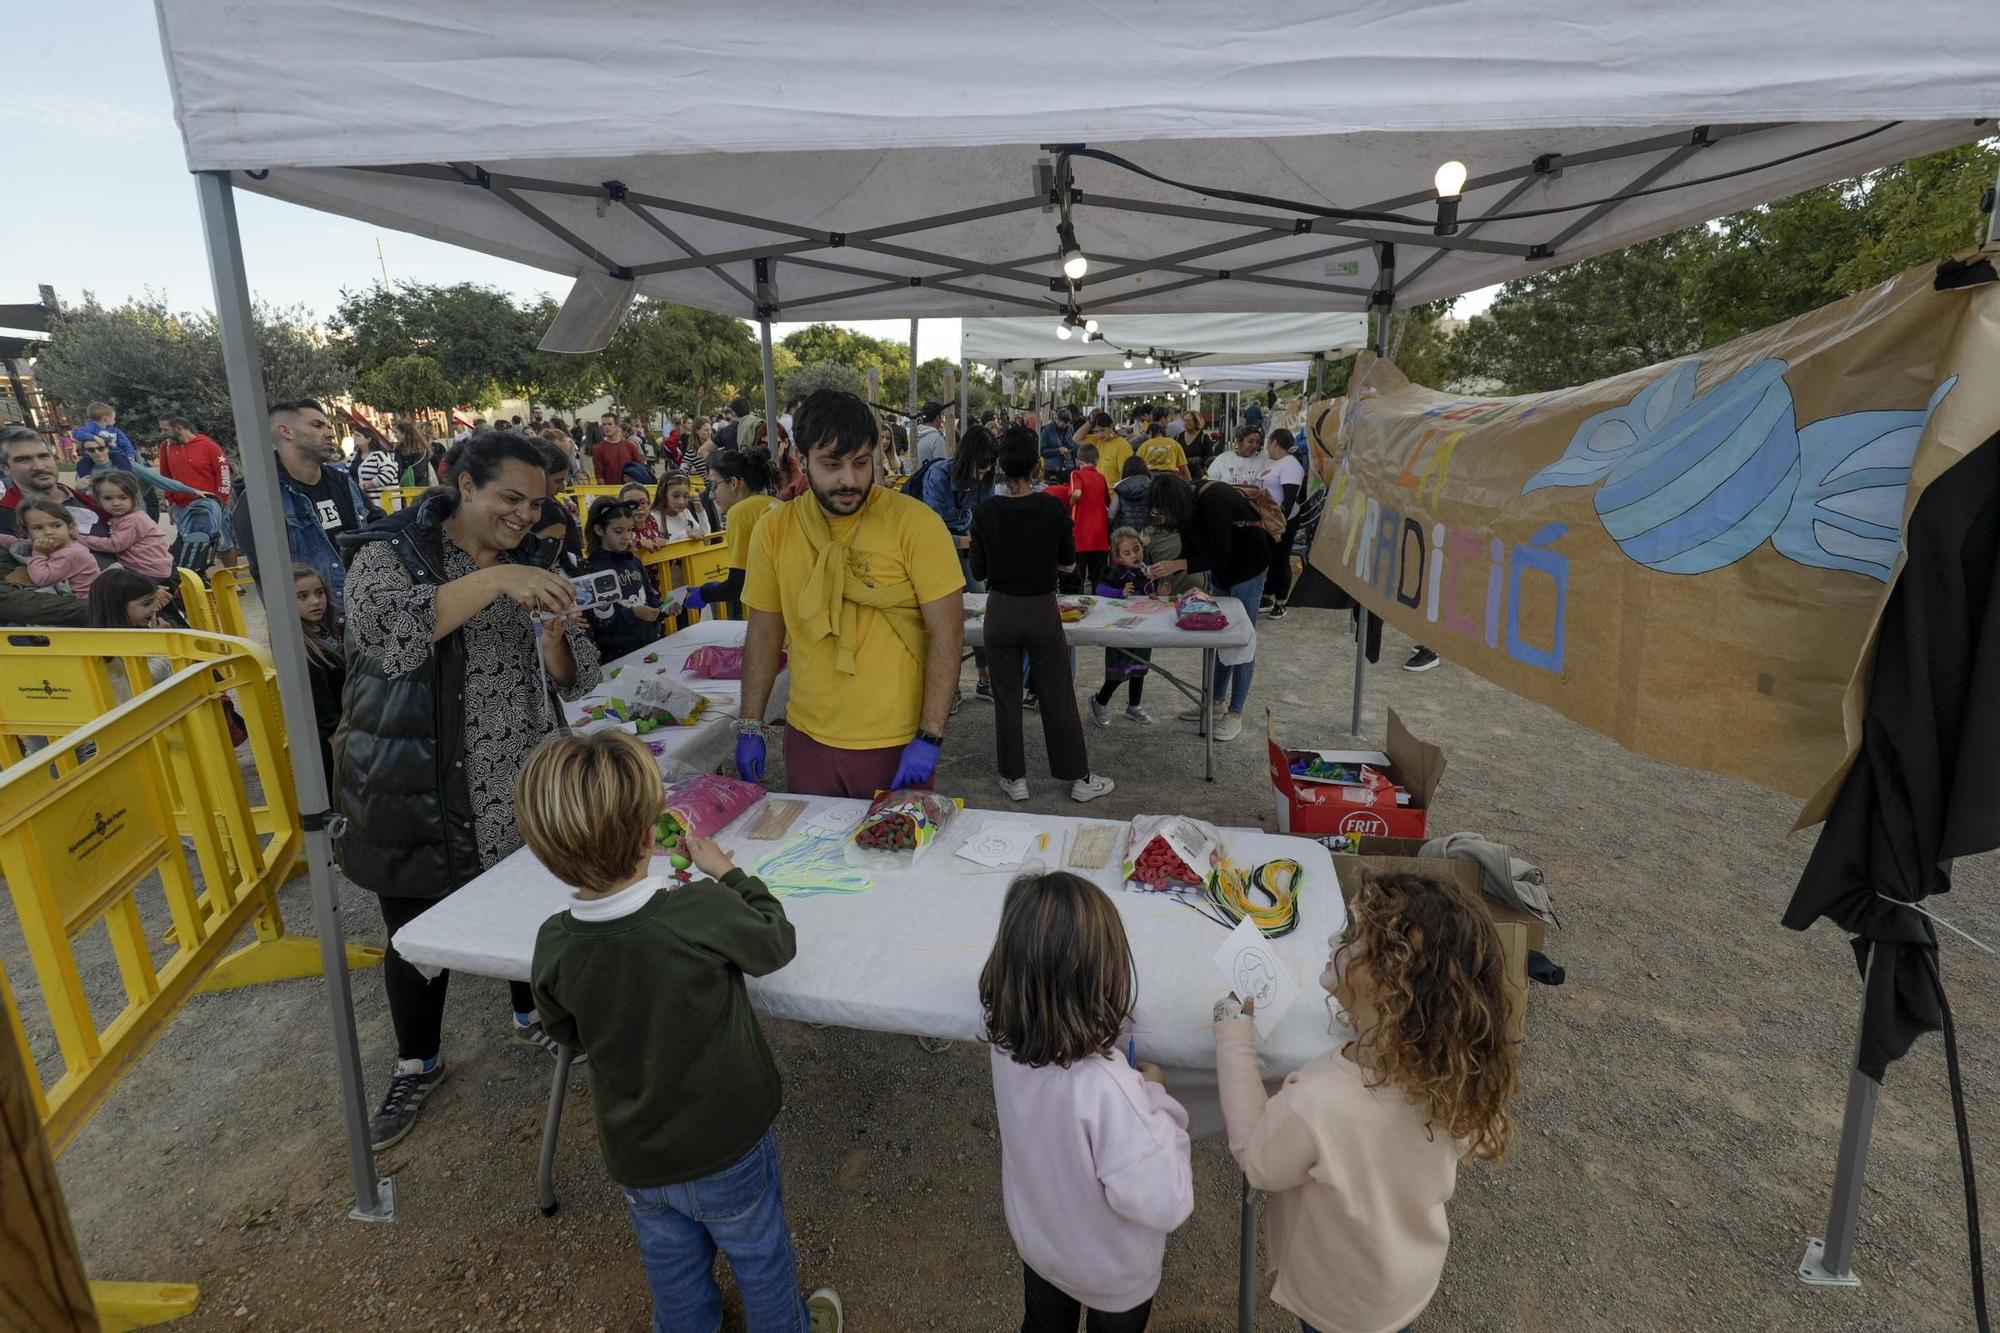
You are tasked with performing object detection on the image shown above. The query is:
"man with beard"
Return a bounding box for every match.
[234,399,380,613]
[0,426,99,625]
[736,389,964,797]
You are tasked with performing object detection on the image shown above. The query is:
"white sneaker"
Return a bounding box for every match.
[1212,711,1244,742]
[1070,773,1116,803]
[808,1288,844,1333]
[1089,697,1111,727]
[1177,703,1208,722]
[1125,705,1153,725]
[999,776,1029,802]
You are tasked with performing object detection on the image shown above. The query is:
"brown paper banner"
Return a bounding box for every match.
[1307,256,2000,805]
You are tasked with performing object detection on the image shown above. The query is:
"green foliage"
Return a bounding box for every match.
[35,293,348,450]
[782,360,866,402]
[355,354,455,417]
[600,301,760,418]
[1439,140,1999,395]
[516,299,607,414]
[331,281,534,408]
[780,323,910,398]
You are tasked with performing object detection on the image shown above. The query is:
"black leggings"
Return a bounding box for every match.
[378,893,535,1062]
[1268,515,1305,604]
[1093,676,1144,707]
[1022,1265,1152,1332]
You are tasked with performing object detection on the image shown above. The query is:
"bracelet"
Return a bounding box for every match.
[735,719,766,736]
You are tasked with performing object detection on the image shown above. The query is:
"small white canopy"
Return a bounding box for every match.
[962,314,1367,373]
[1099,363,1312,400]
[155,0,1999,320]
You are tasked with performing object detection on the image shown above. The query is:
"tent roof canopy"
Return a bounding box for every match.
[1099,363,1311,398]
[962,313,1367,373]
[156,2,1998,321]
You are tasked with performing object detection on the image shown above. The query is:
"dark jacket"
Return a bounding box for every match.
[331,491,559,899]
[1112,474,1152,534]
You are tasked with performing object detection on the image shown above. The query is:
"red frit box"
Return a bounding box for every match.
[1265,707,1444,839]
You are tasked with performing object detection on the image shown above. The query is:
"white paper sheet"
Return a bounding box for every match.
[954,818,1046,869]
[1214,916,1301,1039]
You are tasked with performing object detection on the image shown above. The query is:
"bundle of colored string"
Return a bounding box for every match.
[754,830,875,898]
[1181,856,1304,938]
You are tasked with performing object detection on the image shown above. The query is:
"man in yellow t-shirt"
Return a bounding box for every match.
[1135,430,1190,479]
[739,389,966,797]
[1083,410,1134,488]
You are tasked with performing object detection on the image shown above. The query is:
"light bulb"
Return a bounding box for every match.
[1063,249,1089,281]
[1055,322,1072,340]
[1434,160,1468,199]
[1084,318,1099,334]
[1123,356,1133,368]
[1143,353,1154,364]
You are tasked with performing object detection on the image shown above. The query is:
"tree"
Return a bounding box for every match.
[1384,302,1458,390]
[600,301,760,418]
[782,361,866,402]
[354,353,455,417]
[514,299,607,415]
[36,293,348,450]
[331,281,534,409]
[779,323,910,396]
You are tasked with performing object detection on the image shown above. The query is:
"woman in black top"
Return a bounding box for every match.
[968,427,1114,804]
[1143,472,1268,742]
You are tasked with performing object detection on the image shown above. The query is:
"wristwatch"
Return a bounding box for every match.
[736,719,766,736]
[916,728,945,747]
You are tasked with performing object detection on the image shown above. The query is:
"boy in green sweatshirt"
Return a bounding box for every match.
[518,730,842,1333]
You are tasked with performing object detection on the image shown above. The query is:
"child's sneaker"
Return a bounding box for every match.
[999,776,1029,802]
[1089,697,1111,727]
[1125,705,1153,725]
[1070,773,1116,803]
[808,1289,844,1332]
[513,1018,588,1066]
[369,1058,447,1151]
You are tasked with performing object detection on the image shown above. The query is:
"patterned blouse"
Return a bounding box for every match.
[345,535,602,871]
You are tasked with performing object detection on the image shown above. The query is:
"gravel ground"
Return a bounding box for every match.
[16,598,1997,1331]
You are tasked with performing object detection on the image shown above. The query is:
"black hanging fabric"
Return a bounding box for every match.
[1783,429,2000,1077]
[1286,563,1383,664]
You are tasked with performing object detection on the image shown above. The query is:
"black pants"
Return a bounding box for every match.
[378,893,535,1062]
[1022,1265,1152,1332]
[1267,516,1304,604]
[986,590,1089,782]
[1077,549,1109,588]
[1093,675,1144,707]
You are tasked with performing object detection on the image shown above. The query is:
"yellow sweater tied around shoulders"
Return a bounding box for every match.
[793,488,929,675]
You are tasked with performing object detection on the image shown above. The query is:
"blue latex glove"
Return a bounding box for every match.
[734,731,766,781]
[889,735,941,790]
[682,586,707,612]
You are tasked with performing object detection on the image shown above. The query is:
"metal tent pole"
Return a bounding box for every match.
[1351,248,1396,739]
[1800,943,1878,1288]
[193,170,392,1222]
[958,357,971,430]
[907,317,920,420]
[755,258,780,442]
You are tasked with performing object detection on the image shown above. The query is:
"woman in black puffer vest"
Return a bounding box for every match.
[334,430,601,1151]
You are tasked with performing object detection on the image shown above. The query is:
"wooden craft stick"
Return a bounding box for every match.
[746,798,808,840]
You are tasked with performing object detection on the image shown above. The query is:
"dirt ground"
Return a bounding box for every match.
[15,598,1998,1331]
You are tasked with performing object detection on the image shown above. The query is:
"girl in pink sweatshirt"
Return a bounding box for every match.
[1215,870,1521,1333]
[84,470,175,579]
[18,497,111,597]
[980,871,1193,1332]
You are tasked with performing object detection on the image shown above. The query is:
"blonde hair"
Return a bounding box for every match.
[86,401,116,422]
[514,731,663,893]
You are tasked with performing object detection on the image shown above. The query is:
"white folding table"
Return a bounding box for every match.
[393,792,1347,1318]
[565,619,786,776]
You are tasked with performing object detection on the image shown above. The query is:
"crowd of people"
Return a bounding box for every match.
[10,378,1505,1333]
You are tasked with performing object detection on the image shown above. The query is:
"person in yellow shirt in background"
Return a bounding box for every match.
[1083,410,1134,488]
[738,390,966,797]
[681,446,780,616]
[1135,406,1191,480]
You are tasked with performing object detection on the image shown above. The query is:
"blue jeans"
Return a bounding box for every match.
[1211,569,1266,714]
[620,1128,809,1333]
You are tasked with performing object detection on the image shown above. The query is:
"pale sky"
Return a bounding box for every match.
[4,6,1488,358]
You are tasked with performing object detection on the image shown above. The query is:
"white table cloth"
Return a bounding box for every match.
[962,591,1254,653]
[565,619,785,776]
[394,792,1348,1137]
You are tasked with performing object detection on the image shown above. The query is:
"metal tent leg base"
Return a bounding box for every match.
[347,1176,397,1223]
[1798,1237,1862,1288]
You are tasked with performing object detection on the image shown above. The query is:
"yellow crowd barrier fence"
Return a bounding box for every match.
[0,631,323,1328]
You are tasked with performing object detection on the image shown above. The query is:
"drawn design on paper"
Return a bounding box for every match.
[1232,950,1279,1008]
[1521,358,1956,582]
[1212,916,1300,1037]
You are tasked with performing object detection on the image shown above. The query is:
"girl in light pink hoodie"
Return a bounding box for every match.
[83,470,175,579]
[18,497,111,598]
[981,871,1193,1332]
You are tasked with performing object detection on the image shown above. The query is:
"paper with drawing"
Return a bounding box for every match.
[1213,915,1299,1038]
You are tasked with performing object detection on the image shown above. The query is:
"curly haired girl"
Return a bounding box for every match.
[1214,869,1519,1333]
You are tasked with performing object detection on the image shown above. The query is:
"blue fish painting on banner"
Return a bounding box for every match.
[1522,357,1956,582]
[1304,255,2000,800]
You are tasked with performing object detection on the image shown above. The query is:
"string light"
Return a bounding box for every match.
[1057,218,1088,280]
[1433,159,1467,235]
[1084,317,1099,334]
[1055,321,1072,340]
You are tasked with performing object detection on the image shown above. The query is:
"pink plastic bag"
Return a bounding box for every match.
[1174,589,1228,631]
[684,645,746,679]
[654,774,766,852]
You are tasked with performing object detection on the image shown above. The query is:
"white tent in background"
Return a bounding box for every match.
[1099,362,1312,400]
[962,314,1367,373]
[152,0,2000,1313]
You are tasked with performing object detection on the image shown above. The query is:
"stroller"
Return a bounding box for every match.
[170,494,232,576]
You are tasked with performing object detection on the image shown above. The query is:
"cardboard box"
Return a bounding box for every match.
[1329,836,1544,1043]
[1267,708,1444,839]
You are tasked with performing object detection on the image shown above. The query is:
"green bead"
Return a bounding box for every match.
[671,853,691,870]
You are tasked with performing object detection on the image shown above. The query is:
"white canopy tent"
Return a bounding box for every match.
[962,313,1367,373]
[153,0,2000,1309]
[1099,362,1311,399]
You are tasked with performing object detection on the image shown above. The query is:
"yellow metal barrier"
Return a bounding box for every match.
[0,637,319,1327]
[0,630,379,996]
[206,565,253,639]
